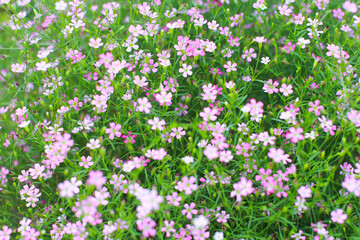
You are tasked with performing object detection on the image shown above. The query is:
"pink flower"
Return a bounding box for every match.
[0,226,12,240]
[166,192,182,206]
[230,177,254,202]
[161,220,176,237]
[347,109,360,127]
[155,90,172,106]
[70,52,86,64]
[11,63,26,73]
[318,116,337,135]
[28,164,45,180]
[199,107,218,122]
[245,99,264,116]
[286,127,304,143]
[122,132,137,144]
[281,41,296,53]
[224,61,237,72]
[263,79,279,94]
[326,44,340,57]
[68,97,83,111]
[279,83,293,96]
[89,38,103,48]
[136,97,152,114]
[87,170,107,188]
[331,209,347,224]
[278,5,292,16]
[105,122,122,140]
[216,211,230,223]
[181,202,198,219]
[58,177,82,198]
[227,35,240,47]
[176,176,198,195]
[137,217,156,237]
[291,230,306,240]
[343,1,358,13]
[298,186,312,198]
[242,48,257,62]
[267,148,291,164]
[203,144,219,160]
[79,156,94,168]
[308,100,324,116]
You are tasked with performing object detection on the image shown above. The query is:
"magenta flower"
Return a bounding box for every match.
[122,132,137,144]
[68,97,83,111]
[281,41,296,53]
[70,52,86,64]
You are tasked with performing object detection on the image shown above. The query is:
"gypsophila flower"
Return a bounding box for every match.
[89,38,103,48]
[86,139,101,149]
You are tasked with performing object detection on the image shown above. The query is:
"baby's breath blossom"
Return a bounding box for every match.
[58,177,82,198]
[182,156,194,164]
[148,117,165,130]
[242,48,257,62]
[331,209,347,224]
[79,156,94,168]
[261,56,270,64]
[253,36,267,43]
[279,83,293,96]
[230,177,254,202]
[278,5,292,16]
[179,63,193,77]
[2,1,360,238]
[86,138,101,149]
[155,90,172,106]
[89,38,103,48]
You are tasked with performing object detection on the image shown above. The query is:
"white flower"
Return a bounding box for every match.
[193,215,209,229]
[36,61,51,71]
[181,156,194,164]
[86,139,101,149]
[297,37,310,49]
[225,81,235,89]
[19,120,30,128]
[123,161,136,172]
[213,232,224,240]
[261,56,270,64]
